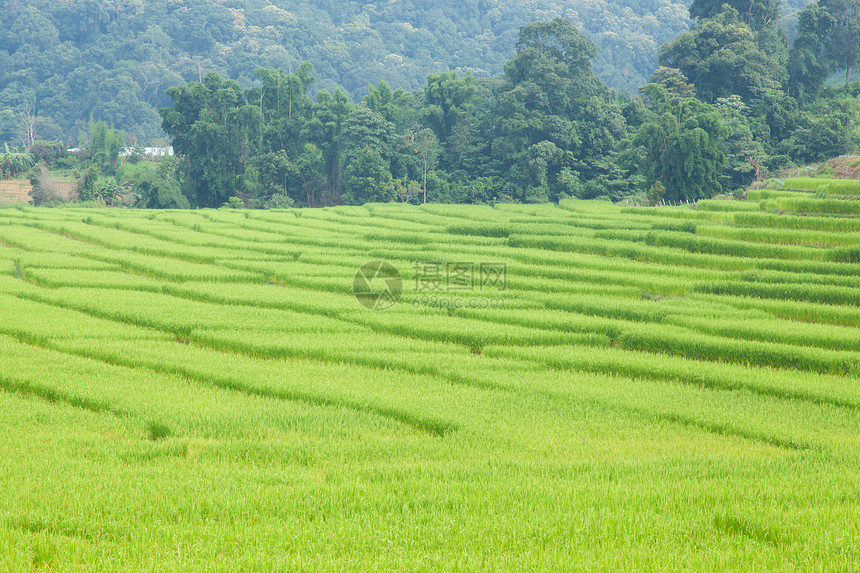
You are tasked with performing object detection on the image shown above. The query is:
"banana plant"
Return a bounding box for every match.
[0,143,36,179]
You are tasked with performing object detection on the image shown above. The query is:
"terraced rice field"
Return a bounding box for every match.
[0,192,858,570]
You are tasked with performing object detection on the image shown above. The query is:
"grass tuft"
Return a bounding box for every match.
[146,420,172,441]
[713,513,788,547]
[173,327,193,345]
[32,539,57,572]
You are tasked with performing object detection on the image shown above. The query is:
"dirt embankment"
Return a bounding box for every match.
[0,179,33,203]
[0,175,77,204]
[779,156,860,180]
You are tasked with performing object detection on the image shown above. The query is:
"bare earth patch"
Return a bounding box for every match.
[779,156,860,180]
[0,179,33,203]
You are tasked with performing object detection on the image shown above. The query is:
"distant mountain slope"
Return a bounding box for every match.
[0,0,807,145]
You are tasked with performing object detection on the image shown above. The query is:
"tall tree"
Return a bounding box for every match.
[303,89,351,203]
[249,65,315,155]
[487,18,626,200]
[633,88,727,202]
[414,128,439,203]
[660,6,785,102]
[422,71,477,143]
[649,67,696,104]
[159,72,261,207]
[341,146,394,205]
[364,81,414,130]
[821,0,860,84]
[788,2,837,99]
[689,0,781,30]
[339,106,395,204]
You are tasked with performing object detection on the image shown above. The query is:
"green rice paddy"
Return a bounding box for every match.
[0,194,858,570]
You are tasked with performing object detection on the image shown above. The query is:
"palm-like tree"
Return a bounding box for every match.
[0,143,35,179]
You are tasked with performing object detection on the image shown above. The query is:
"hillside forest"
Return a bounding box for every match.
[2,0,859,208]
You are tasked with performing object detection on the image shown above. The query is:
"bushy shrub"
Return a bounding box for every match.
[262,193,295,209]
[223,196,245,209]
[28,164,62,205]
[132,171,190,209]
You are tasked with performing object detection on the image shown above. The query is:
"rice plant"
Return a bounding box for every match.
[1,196,859,570]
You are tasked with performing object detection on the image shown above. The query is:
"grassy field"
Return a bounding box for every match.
[0,193,859,570]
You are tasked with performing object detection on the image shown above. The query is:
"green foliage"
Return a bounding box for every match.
[633,92,727,202]
[131,171,190,209]
[785,94,860,162]
[690,0,783,30]
[262,193,295,209]
[6,5,850,211]
[364,81,416,131]
[483,19,627,201]
[647,181,666,206]
[0,0,696,148]
[3,2,860,212]
[28,140,66,167]
[660,6,787,103]
[0,143,35,179]
[75,165,101,202]
[788,2,838,99]
[422,71,478,145]
[649,67,696,104]
[28,163,60,206]
[88,121,124,174]
[247,151,296,206]
[714,95,768,189]
[159,72,261,207]
[223,197,245,209]
[822,0,860,84]
[342,146,395,205]
[143,18,634,208]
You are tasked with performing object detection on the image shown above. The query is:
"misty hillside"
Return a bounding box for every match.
[1,0,692,144]
[0,0,815,145]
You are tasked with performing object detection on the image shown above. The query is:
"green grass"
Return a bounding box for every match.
[760,197,860,216]
[1,194,859,570]
[779,176,860,196]
[733,211,860,233]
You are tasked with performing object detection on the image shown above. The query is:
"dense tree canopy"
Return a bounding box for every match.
[159,73,261,207]
[788,0,860,88]
[5,0,860,211]
[788,2,837,98]
[660,6,786,102]
[690,0,782,29]
[486,19,627,201]
[0,0,695,147]
[633,88,727,201]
